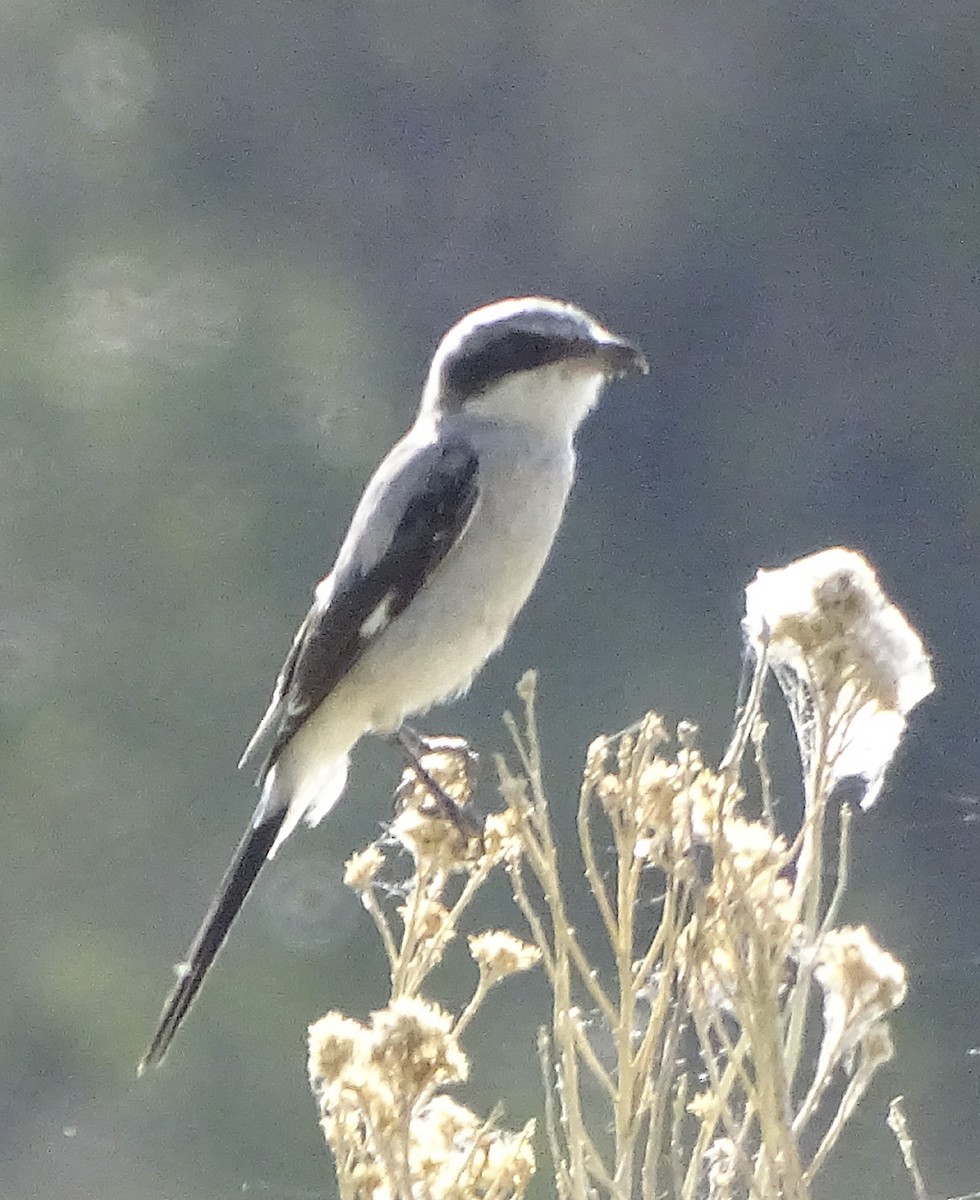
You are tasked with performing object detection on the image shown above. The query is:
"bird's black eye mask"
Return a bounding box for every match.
[442,325,595,401]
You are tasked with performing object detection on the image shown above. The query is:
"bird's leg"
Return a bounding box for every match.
[392,726,483,839]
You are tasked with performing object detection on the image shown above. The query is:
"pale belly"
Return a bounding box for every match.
[300,433,574,748]
[354,444,574,728]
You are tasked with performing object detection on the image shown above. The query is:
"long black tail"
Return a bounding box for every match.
[138,808,287,1075]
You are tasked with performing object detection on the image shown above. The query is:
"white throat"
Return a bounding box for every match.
[458,362,606,438]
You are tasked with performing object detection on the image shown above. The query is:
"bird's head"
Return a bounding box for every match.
[421,297,648,433]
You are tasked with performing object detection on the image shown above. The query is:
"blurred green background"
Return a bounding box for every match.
[2,1,978,1196]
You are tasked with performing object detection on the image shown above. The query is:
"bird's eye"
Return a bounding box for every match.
[446,329,585,396]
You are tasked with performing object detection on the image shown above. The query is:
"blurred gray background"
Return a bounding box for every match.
[2,1,978,1197]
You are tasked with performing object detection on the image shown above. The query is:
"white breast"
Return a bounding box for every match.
[349,420,575,729]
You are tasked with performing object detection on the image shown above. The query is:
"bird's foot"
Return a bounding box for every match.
[392,726,484,841]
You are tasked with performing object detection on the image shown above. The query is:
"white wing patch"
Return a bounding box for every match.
[359,591,395,640]
[314,573,335,604]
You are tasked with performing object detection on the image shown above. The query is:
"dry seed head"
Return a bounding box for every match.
[344,844,385,893]
[397,893,453,956]
[475,1120,536,1197]
[367,997,468,1097]
[634,756,678,827]
[593,714,673,827]
[399,737,476,803]
[417,1093,481,1143]
[632,754,736,863]
[744,548,934,808]
[860,1020,895,1071]
[346,1157,389,1200]
[710,819,796,937]
[679,818,799,1009]
[308,1011,367,1085]
[717,817,789,890]
[705,1137,737,1200]
[516,669,537,704]
[683,762,736,841]
[815,925,907,1056]
[409,1096,481,1195]
[392,803,476,872]
[393,739,479,867]
[469,930,542,985]
[309,1007,531,1200]
[482,808,524,865]
[584,735,610,784]
[308,1013,402,1150]
[679,929,743,1012]
[411,1100,535,1200]
[687,1090,720,1123]
[677,718,699,749]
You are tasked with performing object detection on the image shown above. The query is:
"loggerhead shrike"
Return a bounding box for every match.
[139,296,647,1073]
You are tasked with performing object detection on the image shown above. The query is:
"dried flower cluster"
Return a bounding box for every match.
[744,547,934,809]
[309,740,539,1200]
[309,998,535,1200]
[307,548,934,1200]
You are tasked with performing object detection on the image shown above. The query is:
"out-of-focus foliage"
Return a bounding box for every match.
[1,2,977,1198]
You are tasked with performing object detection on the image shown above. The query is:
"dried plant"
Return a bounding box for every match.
[309,739,538,1200]
[307,547,935,1200]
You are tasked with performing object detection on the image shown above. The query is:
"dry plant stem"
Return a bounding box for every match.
[791,810,857,1134]
[512,668,823,1200]
[818,803,852,937]
[670,1077,689,1200]
[391,873,443,996]
[717,659,813,1189]
[359,1093,412,1199]
[577,763,621,947]
[794,688,861,930]
[391,856,496,997]
[453,976,491,1040]
[785,693,864,1101]
[507,682,656,1200]
[608,767,649,1196]
[632,885,687,1068]
[803,1053,880,1185]
[640,994,684,1200]
[719,639,770,780]
[615,732,700,1189]
[464,1106,513,1200]
[361,888,399,968]
[751,714,776,829]
[690,1013,768,1186]
[507,851,557,980]
[499,713,601,1200]
[502,775,616,1026]
[747,950,807,1199]
[555,1002,605,1198]
[684,887,774,1176]
[336,1152,357,1200]
[721,992,780,1187]
[683,1006,759,1199]
[687,690,808,1199]
[688,943,804,1200]
[783,700,832,1091]
[567,1011,617,1099]
[538,1030,572,1200]
[886,1098,932,1200]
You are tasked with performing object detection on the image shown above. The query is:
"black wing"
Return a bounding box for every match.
[255,439,480,777]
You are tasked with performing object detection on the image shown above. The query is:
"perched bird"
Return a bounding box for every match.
[139,296,647,1073]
